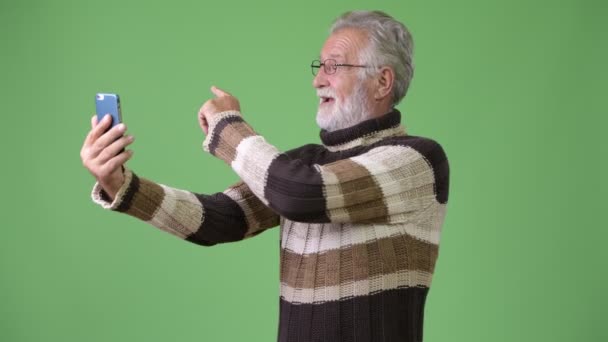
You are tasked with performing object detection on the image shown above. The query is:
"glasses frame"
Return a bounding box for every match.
[311,59,371,76]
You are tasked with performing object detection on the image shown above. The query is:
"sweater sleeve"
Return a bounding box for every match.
[203,111,449,224]
[91,168,280,246]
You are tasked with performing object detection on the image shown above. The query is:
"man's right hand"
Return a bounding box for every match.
[80,114,135,201]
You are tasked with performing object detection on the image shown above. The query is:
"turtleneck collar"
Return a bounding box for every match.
[319,109,406,152]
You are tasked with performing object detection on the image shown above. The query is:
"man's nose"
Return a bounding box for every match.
[312,69,329,88]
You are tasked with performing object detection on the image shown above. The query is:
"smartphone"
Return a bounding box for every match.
[95,93,122,130]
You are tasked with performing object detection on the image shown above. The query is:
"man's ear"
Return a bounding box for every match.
[375,66,395,101]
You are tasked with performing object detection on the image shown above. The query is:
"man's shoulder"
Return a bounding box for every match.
[280,135,449,167]
[373,134,447,157]
[283,143,330,164]
[373,134,449,203]
[363,135,449,175]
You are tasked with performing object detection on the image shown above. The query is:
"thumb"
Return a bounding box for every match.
[211,85,231,98]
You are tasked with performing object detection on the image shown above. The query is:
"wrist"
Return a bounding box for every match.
[91,168,134,210]
[99,182,119,201]
[99,172,125,201]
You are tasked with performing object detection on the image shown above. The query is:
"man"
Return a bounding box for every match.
[81,10,449,342]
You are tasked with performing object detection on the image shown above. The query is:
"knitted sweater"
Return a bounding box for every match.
[92,109,450,342]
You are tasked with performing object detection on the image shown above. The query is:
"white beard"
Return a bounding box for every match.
[316,82,372,132]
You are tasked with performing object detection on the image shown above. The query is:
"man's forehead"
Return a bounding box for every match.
[319,53,346,60]
[319,29,366,61]
[319,40,351,60]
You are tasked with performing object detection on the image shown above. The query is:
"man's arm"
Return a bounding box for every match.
[80,111,278,246]
[202,111,449,224]
[92,169,279,246]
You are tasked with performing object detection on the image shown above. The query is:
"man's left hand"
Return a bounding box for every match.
[198,86,240,135]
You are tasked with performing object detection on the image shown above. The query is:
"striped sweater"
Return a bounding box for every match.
[92,109,450,342]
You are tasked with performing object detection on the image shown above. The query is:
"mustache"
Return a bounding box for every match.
[316,88,336,98]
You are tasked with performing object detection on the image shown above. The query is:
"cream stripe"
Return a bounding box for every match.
[411,201,446,245]
[384,187,437,223]
[320,145,436,222]
[280,218,293,249]
[317,164,345,212]
[350,146,436,219]
[202,110,242,152]
[326,207,350,222]
[351,146,434,199]
[148,185,204,239]
[232,135,280,205]
[280,269,432,304]
[318,223,341,252]
[281,218,442,255]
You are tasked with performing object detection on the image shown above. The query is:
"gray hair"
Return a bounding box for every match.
[330,11,414,106]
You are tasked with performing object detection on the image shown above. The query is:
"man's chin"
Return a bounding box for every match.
[316,111,335,131]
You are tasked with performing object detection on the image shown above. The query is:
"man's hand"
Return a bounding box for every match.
[80,114,135,200]
[198,86,240,135]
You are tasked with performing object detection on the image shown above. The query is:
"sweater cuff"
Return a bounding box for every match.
[202,110,258,164]
[91,168,134,210]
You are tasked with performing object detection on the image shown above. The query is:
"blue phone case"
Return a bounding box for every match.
[95,93,122,128]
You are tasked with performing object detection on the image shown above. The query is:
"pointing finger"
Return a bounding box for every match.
[211,85,231,98]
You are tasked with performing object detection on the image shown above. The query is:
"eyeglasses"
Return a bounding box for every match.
[311,59,371,76]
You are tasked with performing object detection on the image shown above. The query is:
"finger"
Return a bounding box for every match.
[97,135,135,164]
[211,85,231,98]
[103,149,134,175]
[91,114,98,129]
[85,114,112,145]
[93,122,127,152]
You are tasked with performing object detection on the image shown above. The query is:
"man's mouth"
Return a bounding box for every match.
[320,96,335,105]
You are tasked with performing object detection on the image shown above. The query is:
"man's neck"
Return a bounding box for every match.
[368,101,394,121]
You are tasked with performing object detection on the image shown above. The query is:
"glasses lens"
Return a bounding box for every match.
[324,59,337,74]
[311,60,321,76]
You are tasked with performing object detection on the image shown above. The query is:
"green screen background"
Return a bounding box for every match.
[1,0,606,341]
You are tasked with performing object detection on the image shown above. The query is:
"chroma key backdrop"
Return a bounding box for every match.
[1,0,606,341]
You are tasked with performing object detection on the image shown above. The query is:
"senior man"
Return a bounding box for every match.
[81,10,449,342]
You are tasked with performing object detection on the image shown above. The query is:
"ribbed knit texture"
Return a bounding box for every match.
[92,109,450,342]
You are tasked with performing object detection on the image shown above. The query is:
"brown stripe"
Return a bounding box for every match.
[228,182,279,236]
[323,159,388,221]
[301,251,318,294]
[365,238,383,278]
[352,238,370,282]
[280,221,299,289]
[243,190,279,234]
[152,189,204,238]
[340,245,354,287]
[377,238,398,274]
[124,177,165,222]
[280,233,438,289]
[214,121,257,164]
[325,243,340,288]
[346,199,390,223]
[313,252,326,292]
